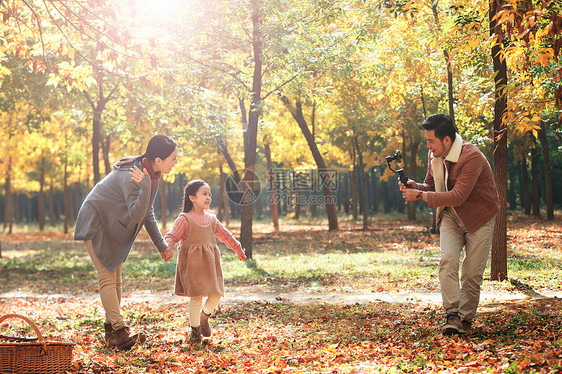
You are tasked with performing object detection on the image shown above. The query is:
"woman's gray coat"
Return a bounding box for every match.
[74,160,168,271]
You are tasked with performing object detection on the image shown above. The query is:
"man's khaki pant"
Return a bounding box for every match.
[439,208,496,322]
[85,240,126,330]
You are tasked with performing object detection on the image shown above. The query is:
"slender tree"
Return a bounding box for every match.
[537,123,554,220]
[490,0,509,282]
[280,96,339,230]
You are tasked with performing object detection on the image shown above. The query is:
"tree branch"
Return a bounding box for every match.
[47,0,143,61]
[19,0,50,70]
[184,55,251,92]
[83,90,95,109]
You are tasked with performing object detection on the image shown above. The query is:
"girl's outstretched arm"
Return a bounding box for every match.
[215,220,246,261]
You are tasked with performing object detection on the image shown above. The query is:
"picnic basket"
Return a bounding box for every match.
[0,313,74,374]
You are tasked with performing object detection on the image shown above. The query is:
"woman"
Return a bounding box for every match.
[74,134,177,350]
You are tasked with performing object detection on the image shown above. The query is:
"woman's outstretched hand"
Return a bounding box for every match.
[129,165,148,183]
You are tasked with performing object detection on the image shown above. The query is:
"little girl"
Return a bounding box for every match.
[164,179,246,344]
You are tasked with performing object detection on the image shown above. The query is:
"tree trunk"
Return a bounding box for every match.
[3,158,13,234]
[537,123,554,220]
[219,165,230,226]
[13,189,19,224]
[84,83,117,185]
[240,97,248,151]
[507,153,517,209]
[64,160,70,234]
[309,197,317,217]
[351,145,358,221]
[351,167,358,221]
[340,173,349,214]
[218,162,224,222]
[490,0,508,282]
[264,142,279,231]
[521,158,531,214]
[49,178,55,226]
[240,1,264,260]
[280,96,338,230]
[39,156,46,231]
[293,191,300,220]
[102,135,112,176]
[530,137,540,217]
[370,169,378,213]
[431,2,455,125]
[218,142,238,227]
[159,178,167,230]
[92,107,102,185]
[354,137,368,230]
[219,141,241,181]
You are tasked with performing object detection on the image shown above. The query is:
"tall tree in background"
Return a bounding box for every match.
[280,96,339,230]
[239,0,265,258]
[489,0,508,282]
[537,123,554,220]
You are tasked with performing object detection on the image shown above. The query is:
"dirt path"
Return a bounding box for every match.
[2,286,560,306]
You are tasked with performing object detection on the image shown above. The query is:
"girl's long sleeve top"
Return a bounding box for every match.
[164,211,244,258]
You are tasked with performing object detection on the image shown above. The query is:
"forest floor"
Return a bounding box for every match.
[0,213,561,373]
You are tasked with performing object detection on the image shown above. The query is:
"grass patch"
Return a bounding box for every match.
[1,214,561,296]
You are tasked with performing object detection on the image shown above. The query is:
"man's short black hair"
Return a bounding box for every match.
[421,114,457,141]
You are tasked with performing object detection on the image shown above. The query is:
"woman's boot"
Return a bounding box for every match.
[200,310,212,337]
[188,326,201,344]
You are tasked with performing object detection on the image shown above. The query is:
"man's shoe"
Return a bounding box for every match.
[104,322,113,345]
[200,310,212,337]
[442,313,463,336]
[107,327,146,351]
[461,320,472,336]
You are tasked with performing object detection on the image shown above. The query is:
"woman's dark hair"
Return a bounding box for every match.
[143,135,177,161]
[421,114,457,141]
[117,135,176,166]
[183,179,208,212]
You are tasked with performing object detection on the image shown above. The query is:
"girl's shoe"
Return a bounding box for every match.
[188,326,202,344]
[200,310,212,337]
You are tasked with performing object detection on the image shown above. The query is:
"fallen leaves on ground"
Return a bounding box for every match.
[1,214,561,372]
[1,297,560,373]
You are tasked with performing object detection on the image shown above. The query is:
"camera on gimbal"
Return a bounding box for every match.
[385,151,409,187]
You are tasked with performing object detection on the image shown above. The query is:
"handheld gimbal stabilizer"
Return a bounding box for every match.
[385,151,409,188]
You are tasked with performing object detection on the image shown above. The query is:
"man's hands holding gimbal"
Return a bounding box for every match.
[399,179,425,202]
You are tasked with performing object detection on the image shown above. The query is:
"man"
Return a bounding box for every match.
[400,114,499,335]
